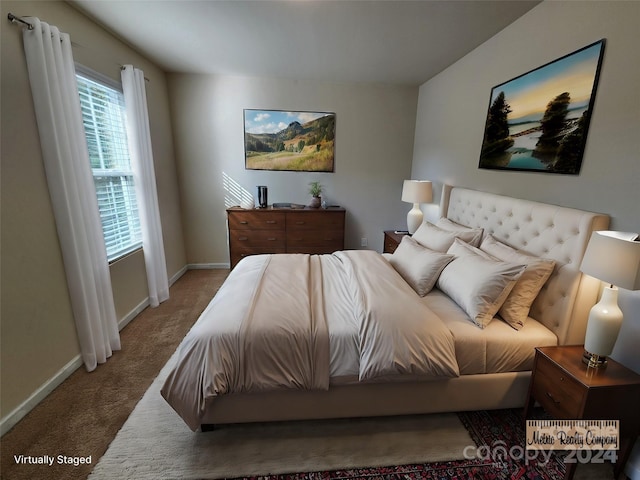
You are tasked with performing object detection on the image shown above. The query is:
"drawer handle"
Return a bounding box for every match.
[267,238,277,241]
[545,391,561,405]
[296,221,305,225]
[238,236,248,241]
[266,220,276,224]
[239,221,248,224]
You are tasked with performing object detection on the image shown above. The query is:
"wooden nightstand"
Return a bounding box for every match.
[524,345,640,479]
[383,230,408,254]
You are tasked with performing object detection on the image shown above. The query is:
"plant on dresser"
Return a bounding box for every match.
[227,207,345,269]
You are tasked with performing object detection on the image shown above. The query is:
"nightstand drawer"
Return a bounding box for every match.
[532,354,585,418]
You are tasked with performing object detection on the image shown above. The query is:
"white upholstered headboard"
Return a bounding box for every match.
[440,185,610,345]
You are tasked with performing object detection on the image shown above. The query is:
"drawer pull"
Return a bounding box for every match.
[238,237,248,241]
[239,221,248,224]
[267,238,277,241]
[545,391,561,404]
[296,221,305,225]
[265,220,276,224]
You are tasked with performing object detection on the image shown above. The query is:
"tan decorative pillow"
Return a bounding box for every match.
[437,239,526,328]
[413,222,482,252]
[480,235,556,330]
[435,218,483,247]
[389,236,455,296]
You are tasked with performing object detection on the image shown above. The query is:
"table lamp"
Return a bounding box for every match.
[580,231,640,368]
[401,180,432,234]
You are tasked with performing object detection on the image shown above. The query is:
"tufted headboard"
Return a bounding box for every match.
[440,185,610,345]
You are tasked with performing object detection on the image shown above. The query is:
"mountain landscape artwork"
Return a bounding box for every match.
[479,40,605,175]
[244,110,336,172]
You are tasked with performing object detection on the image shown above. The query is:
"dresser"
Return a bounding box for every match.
[227,207,346,269]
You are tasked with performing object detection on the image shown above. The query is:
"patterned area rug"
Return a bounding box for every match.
[230,409,567,480]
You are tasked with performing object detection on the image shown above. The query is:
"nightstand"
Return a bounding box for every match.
[383,230,408,254]
[524,345,640,480]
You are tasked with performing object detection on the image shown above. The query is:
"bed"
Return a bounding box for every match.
[162,185,609,431]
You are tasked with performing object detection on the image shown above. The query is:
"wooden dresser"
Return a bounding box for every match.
[227,207,345,269]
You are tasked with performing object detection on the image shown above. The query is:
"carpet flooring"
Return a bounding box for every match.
[88,351,473,479]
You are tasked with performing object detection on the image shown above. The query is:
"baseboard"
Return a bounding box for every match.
[1,354,84,436]
[170,265,188,286]
[187,262,230,269]
[118,297,150,331]
[1,264,214,437]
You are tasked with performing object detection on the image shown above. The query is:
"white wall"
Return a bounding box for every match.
[167,74,418,264]
[411,0,640,372]
[0,0,186,424]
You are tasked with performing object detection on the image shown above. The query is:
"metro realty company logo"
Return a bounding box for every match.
[526,419,619,451]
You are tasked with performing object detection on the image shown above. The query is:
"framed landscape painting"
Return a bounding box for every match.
[244,109,336,172]
[478,39,605,175]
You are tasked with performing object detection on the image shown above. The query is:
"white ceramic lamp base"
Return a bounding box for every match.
[406,204,423,234]
[583,286,623,368]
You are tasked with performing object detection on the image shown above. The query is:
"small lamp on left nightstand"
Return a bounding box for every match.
[401,180,432,234]
[580,231,640,367]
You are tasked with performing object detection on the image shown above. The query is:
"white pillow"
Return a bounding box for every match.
[437,239,526,328]
[480,235,556,330]
[412,222,482,252]
[389,236,455,296]
[435,218,483,247]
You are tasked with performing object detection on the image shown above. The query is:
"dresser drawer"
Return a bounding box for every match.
[532,354,585,418]
[228,211,285,230]
[230,230,286,248]
[287,211,345,231]
[286,229,344,247]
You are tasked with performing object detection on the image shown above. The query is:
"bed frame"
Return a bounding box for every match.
[200,186,609,428]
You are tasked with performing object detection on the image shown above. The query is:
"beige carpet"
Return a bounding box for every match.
[88,351,475,480]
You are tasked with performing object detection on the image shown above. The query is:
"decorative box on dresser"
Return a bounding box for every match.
[524,345,640,480]
[227,207,345,269]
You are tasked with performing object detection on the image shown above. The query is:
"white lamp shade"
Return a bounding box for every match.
[401,180,433,204]
[580,231,640,290]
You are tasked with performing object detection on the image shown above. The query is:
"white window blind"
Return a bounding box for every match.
[76,71,142,262]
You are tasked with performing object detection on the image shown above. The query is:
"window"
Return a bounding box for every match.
[76,69,142,262]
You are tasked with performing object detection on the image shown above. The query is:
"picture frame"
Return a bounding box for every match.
[244,109,336,172]
[478,39,605,175]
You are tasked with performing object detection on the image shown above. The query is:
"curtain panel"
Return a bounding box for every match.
[121,65,169,307]
[21,18,120,371]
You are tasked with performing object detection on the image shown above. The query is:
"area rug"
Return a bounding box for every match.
[88,351,475,480]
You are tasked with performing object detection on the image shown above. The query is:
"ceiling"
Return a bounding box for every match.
[69,0,540,87]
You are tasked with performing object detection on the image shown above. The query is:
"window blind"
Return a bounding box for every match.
[76,73,142,261]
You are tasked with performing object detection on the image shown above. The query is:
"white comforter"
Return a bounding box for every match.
[162,251,459,430]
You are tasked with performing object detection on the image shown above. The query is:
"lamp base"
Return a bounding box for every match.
[582,350,608,368]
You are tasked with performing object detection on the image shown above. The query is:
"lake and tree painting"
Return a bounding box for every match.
[479,40,605,175]
[244,109,336,172]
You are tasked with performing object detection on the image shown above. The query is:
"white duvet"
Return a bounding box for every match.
[161,250,459,430]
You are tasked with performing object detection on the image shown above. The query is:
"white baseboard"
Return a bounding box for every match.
[0,264,219,437]
[1,354,83,436]
[187,263,230,269]
[170,265,188,285]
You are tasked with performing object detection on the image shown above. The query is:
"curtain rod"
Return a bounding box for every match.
[8,13,34,30]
